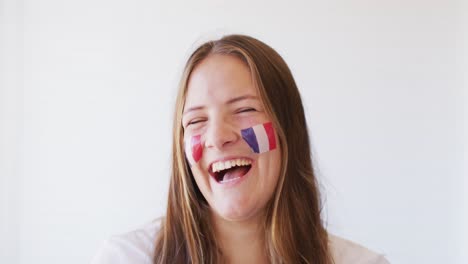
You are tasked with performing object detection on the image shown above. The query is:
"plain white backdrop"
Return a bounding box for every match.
[1,0,466,263]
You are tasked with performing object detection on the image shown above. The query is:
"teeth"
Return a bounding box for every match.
[212,158,252,173]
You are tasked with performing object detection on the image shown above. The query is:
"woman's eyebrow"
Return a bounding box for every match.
[226,95,258,104]
[183,105,204,115]
[183,95,258,115]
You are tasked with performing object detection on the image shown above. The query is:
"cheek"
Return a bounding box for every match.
[265,142,282,186]
[184,134,203,166]
[236,116,261,128]
[190,165,212,201]
[190,166,204,185]
[241,121,277,154]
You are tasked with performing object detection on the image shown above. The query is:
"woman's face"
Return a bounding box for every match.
[182,54,281,222]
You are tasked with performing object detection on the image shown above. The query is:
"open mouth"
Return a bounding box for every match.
[209,158,252,183]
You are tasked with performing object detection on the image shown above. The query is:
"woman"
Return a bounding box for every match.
[91,34,390,264]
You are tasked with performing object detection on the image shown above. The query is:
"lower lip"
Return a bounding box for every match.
[211,163,254,188]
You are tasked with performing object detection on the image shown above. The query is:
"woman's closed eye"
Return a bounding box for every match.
[184,107,258,127]
[187,118,206,127]
[236,107,257,113]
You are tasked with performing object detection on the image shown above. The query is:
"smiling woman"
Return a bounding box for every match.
[181,54,282,225]
[91,34,390,264]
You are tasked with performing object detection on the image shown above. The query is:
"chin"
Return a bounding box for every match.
[212,201,263,222]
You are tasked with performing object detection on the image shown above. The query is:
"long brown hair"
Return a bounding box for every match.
[154,34,333,264]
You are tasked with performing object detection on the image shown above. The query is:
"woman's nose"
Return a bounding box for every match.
[204,119,238,150]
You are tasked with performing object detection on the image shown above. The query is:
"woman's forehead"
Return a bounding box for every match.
[184,54,258,109]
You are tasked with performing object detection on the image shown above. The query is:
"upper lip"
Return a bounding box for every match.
[207,156,254,175]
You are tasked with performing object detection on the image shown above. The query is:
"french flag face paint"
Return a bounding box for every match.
[241,122,277,154]
[184,134,203,166]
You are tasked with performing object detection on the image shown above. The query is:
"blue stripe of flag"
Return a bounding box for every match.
[241,127,259,153]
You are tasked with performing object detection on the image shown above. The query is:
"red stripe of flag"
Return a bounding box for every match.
[191,135,203,163]
[263,122,276,150]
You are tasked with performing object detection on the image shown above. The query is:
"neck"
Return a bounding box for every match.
[211,212,269,264]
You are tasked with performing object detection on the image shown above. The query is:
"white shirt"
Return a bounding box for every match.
[91,218,390,264]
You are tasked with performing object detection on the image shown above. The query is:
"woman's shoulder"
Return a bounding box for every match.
[328,233,390,264]
[90,217,162,264]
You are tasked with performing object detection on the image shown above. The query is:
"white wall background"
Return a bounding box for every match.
[1,0,465,263]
